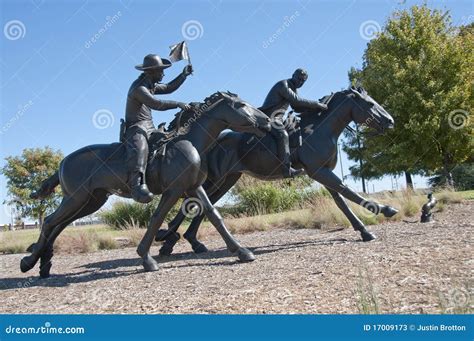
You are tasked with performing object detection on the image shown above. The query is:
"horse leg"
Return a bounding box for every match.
[183,173,242,253]
[155,175,226,243]
[192,186,255,262]
[310,167,398,217]
[325,187,375,241]
[155,209,186,246]
[38,191,109,278]
[20,194,90,273]
[137,190,181,271]
[158,173,240,255]
[309,168,396,241]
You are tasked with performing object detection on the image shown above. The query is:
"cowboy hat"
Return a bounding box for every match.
[135,54,172,71]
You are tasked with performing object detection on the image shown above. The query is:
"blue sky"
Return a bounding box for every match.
[0,0,472,224]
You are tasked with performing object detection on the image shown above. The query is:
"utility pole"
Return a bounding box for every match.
[337,142,345,183]
[355,125,366,193]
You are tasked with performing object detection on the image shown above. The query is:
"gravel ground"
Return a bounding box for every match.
[0,201,472,314]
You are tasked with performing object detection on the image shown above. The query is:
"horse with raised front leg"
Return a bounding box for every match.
[22,91,271,277]
[156,87,399,255]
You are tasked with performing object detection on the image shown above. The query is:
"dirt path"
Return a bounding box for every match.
[0,202,472,314]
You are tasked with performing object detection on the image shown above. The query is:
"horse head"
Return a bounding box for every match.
[215,91,271,137]
[348,86,394,134]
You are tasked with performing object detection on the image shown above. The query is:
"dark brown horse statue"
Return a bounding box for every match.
[156,87,399,255]
[22,91,271,277]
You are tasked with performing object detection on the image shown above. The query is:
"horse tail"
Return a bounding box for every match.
[30,171,59,200]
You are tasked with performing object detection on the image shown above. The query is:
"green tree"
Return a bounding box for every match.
[1,147,63,226]
[428,162,474,190]
[344,5,473,188]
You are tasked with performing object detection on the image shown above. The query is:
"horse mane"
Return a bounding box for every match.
[167,91,237,133]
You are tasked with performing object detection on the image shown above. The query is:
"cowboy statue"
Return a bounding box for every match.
[260,68,328,178]
[124,54,192,203]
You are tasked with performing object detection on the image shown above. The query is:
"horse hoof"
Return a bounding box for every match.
[155,229,168,242]
[39,270,51,279]
[361,231,376,242]
[142,256,159,272]
[237,248,255,262]
[159,245,173,256]
[39,263,52,279]
[382,206,398,218]
[20,256,35,273]
[192,242,208,254]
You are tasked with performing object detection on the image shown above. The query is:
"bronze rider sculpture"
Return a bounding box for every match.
[260,68,328,177]
[125,54,193,203]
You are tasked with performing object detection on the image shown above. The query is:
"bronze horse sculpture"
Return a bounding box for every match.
[22,91,271,277]
[156,87,399,255]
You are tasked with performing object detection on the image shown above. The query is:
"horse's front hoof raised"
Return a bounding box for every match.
[382,206,399,218]
[20,256,36,273]
[155,229,168,242]
[142,256,159,272]
[361,231,376,242]
[237,248,255,262]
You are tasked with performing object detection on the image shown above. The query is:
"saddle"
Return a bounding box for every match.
[119,106,197,161]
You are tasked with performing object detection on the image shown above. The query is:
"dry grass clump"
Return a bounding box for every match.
[55,231,99,253]
[55,230,121,253]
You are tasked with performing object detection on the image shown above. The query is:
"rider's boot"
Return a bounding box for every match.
[277,131,304,178]
[130,171,153,203]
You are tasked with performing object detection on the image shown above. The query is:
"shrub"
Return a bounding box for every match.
[233,183,318,216]
[97,236,118,250]
[100,197,182,230]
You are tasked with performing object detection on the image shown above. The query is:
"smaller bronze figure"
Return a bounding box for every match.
[259,68,329,178]
[125,54,193,203]
[420,193,437,223]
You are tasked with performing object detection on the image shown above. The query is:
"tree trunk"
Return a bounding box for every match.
[443,164,454,189]
[38,213,44,229]
[442,153,455,189]
[405,172,414,190]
